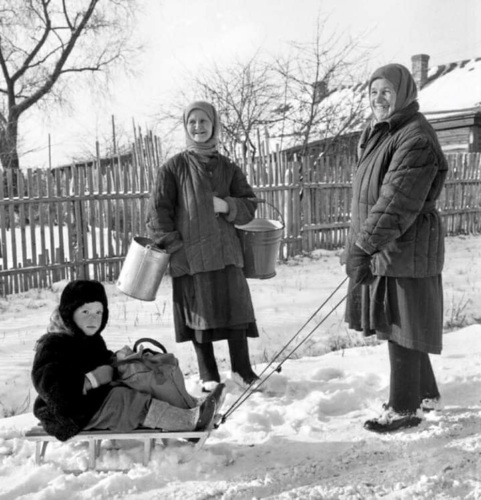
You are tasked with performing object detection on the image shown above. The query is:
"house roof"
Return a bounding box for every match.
[419,57,481,115]
[266,82,371,151]
[264,55,481,154]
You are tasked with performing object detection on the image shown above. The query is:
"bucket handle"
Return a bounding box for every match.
[249,198,285,228]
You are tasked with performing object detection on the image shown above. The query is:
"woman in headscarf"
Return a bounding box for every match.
[146,101,261,392]
[343,64,448,432]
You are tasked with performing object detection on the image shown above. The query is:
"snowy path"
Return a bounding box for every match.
[0,236,480,499]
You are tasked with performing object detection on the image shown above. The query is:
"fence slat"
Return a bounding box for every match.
[0,149,479,296]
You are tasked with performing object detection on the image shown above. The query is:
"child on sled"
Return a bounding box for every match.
[31,279,225,442]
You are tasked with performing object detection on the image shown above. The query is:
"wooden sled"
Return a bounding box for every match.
[25,416,220,470]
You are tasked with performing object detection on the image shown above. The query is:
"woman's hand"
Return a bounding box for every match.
[346,245,375,286]
[213,196,229,214]
[154,232,183,254]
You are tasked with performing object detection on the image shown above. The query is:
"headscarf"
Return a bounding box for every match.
[183,101,219,154]
[369,63,418,116]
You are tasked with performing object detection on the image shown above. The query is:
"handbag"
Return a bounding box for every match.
[114,338,197,409]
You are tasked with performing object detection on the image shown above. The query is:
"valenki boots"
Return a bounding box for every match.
[143,399,201,431]
[143,383,226,432]
[192,339,221,389]
[228,335,261,390]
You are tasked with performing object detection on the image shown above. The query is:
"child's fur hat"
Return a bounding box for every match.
[59,280,109,336]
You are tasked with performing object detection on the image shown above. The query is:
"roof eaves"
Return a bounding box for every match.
[424,106,481,123]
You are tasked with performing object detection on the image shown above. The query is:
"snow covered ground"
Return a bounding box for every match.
[0,235,480,499]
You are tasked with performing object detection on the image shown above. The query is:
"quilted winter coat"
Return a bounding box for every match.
[348,101,448,277]
[146,151,257,277]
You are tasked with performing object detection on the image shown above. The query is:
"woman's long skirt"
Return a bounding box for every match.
[173,265,259,344]
[345,275,443,354]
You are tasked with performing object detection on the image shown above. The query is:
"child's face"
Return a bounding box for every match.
[73,301,104,336]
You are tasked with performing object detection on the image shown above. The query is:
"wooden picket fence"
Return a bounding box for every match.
[0,131,158,295]
[438,152,481,234]
[243,150,481,254]
[0,144,480,296]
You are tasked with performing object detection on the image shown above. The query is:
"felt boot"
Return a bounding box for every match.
[142,399,200,431]
[228,335,261,390]
[364,407,423,433]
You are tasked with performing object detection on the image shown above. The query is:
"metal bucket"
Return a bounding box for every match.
[236,218,284,279]
[117,237,170,301]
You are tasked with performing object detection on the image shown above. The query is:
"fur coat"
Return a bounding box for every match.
[31,310,115,441]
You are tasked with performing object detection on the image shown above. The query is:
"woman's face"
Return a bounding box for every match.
[73,301,104,336]
[187,109,213,143]
[370,78,397,121]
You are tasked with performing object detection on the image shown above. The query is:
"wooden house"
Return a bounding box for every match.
[270,54,481,157]
[414,54,481,152]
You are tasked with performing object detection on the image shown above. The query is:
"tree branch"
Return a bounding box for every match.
[11,0,52,83]
[15,0,100,115]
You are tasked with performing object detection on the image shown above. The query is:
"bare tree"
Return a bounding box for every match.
[0,0,139,172]
[154,18,371,163]
[193,54,282,161]
[273,15,371,157]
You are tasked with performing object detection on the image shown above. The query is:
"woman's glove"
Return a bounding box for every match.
[345,245,375,286]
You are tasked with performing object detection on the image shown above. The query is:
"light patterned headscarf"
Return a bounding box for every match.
[183,101,219,154]
[369,63,418,118]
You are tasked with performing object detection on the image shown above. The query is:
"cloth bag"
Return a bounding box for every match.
[114,338,196,409]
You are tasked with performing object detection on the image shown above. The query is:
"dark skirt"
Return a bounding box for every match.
[345,275,443,354]
[173,265,259,343]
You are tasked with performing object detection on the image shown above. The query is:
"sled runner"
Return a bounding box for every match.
[25,415,220,470]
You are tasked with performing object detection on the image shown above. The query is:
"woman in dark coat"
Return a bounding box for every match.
[146,101,261,392]
[344,63,448,433]
[31,280,223,441]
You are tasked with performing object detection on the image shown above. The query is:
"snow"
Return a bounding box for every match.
[0,235,480,499]
[420,58,481,113]
[268,84,371,151]
[3,226,116,268]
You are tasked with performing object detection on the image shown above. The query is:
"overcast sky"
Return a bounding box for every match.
[23,0,481,167]
[140,0,480,72]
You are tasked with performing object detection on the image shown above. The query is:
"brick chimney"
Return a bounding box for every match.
[313,80,328,104]
[411,54,430,89]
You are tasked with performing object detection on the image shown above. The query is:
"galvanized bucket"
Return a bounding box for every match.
[117,236,170,301]
[236,201,284,279]
[236,219,283,279]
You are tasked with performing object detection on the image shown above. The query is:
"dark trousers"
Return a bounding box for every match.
[85,387,151,432]
[388,341,440,413]
[193,333,254,383]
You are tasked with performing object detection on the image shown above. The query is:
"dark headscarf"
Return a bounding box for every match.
[369,63,418,116]
[183,101,219,154]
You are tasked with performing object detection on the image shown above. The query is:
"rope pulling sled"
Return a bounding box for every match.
[218,276,350,426]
